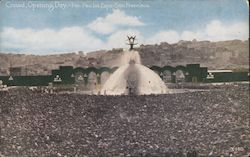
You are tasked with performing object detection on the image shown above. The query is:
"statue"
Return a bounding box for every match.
[127,36,137,51]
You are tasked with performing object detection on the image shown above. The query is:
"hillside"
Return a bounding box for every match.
[0,40,249,75]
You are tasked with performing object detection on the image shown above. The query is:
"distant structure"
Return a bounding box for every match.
[0,64,249,87]
[127,36,137,50]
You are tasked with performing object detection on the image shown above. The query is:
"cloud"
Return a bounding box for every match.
[106,29,142,49]
[205,20,249,41]
[0,27,143,54]
[87,9,144,35]
[181,31,203,41]
[0,27,104,54]
[146,20,249,44]
[0,20,248,54]
[146,30,180,44]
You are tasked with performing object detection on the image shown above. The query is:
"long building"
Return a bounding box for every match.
[0,64,249,87]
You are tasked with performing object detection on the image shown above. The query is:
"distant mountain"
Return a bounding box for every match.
[0,40,249,75]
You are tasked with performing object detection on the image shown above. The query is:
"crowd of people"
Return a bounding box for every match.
[0,84,249,157]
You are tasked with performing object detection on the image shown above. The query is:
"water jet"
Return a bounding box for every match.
[101,36,168,95]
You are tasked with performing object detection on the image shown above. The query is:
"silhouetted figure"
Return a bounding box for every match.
[127,35,137,51]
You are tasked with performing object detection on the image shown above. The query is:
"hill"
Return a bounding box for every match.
[0,40,249,75]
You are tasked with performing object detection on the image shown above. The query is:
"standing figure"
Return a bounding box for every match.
[127,36,137,51]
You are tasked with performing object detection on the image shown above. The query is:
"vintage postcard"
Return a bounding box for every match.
[0,0,249,156]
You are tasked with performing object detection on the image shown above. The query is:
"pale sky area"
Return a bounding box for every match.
[0,0,249,54]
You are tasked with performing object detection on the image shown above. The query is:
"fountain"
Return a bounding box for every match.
[101,36,168,95]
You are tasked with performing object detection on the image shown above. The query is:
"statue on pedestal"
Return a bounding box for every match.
[127,36,137,51]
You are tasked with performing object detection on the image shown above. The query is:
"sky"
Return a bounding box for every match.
[0,0,249,54]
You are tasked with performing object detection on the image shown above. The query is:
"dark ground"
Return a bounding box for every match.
[0,84,249,157]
